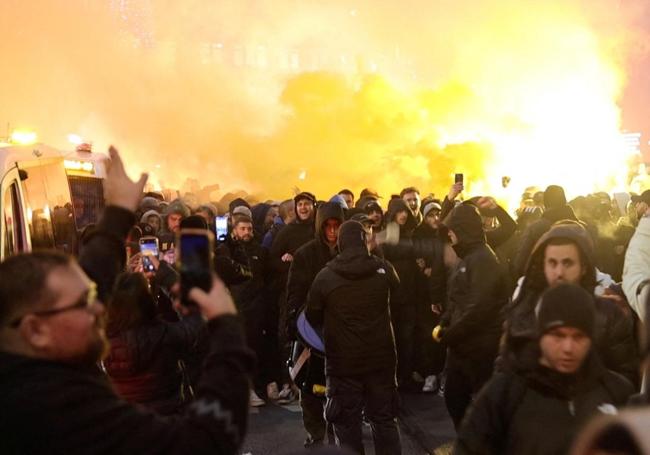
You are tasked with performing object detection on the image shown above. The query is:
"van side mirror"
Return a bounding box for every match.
[18,169,28,181]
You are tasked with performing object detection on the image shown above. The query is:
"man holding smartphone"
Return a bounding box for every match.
[0,147,255,454]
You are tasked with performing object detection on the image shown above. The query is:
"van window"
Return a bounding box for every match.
[22,161,75,253]
[68,175,104,229]
[3,181,25,256]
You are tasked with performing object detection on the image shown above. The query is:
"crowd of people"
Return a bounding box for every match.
[1,146,650,454]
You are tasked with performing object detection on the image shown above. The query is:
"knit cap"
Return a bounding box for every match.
[537,284,595,338]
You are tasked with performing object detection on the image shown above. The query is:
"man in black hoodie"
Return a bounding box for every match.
[306,221,402,455]
[287,201,345,447]
[514,184,578,276]
[455,284,633,455]
[433,203,509,428]
[502,222,639,386]
[382,198,421,391]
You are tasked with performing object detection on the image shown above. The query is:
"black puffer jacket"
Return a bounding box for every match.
[440,204,509,356]
[455,352,634,455]
[104,313,205,415]
[514,204,578,276]
[306,246,400,376]
[502,224,640,386]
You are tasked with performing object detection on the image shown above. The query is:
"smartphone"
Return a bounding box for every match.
[139,236,159,272]
[215,215,228,242]
[455,173,464,185]
[177,229,214,306]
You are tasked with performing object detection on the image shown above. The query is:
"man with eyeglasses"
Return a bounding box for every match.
[0,147,255,454]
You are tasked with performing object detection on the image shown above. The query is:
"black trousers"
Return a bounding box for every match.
[325,370,402,455]
[444,347,497,429]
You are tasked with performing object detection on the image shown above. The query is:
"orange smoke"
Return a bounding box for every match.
[0,1,647,207]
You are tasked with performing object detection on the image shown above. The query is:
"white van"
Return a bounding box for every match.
[0,142,106,261]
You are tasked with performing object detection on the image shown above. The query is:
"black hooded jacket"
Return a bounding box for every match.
[440,204,509,356]
[514,204,578,276]
[502,224,640,386]
[306,245,400,377]
[251,203,272,239]
[286,202,345,337]
[268,213,315,293]
[455,351,634,455]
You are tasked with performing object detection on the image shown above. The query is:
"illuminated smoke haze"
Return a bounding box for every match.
[1,0,649,204]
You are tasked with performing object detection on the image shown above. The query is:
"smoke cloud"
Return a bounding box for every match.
[0,0,648,205]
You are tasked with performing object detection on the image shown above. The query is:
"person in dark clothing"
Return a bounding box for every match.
[413,201,448,391]
[502,222,640,387]
[433,203,509,428]
[306,221,402,455]
[251,203,277,240]
[0,146,255,454]
[514,184,579,277]
[382,198,421,391]
[455,284,634,455]
[287,201,345,447]
[216,215,270,405]
[104,272,204,415]
[269,192,317,313]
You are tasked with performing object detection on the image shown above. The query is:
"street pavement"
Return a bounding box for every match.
[240,389,455,455]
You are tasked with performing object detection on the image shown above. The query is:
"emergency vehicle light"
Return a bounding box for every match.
[64,160,94,173]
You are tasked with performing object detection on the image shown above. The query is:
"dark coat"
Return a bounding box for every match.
[454,353,634,455]
[440,204,509,358]
[0,205,255,454]
[104,314,205,415]
[502,225,640,386]
[216,236,267,312]
[306,247,400,376]
[268,218,315,293]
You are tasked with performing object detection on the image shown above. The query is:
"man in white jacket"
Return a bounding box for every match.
[622,190,650,321]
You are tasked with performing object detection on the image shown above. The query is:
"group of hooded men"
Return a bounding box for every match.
[135,174,648,454]
[1,146,650,454]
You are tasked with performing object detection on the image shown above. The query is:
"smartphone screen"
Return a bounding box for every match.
[177,229,214,306]
[215,216,228,242]
[139,236,159,257]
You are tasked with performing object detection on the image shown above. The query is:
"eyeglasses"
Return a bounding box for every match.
[9,282,98,328]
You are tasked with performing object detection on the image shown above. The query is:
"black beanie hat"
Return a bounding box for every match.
[544,185,567,209]
[337,220,367,252]
[537,284,595,338]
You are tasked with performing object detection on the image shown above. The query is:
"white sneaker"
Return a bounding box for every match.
[276,384,297,405]
[267,382,280,401]
[250,390,266,407]
[422,375,438,393]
